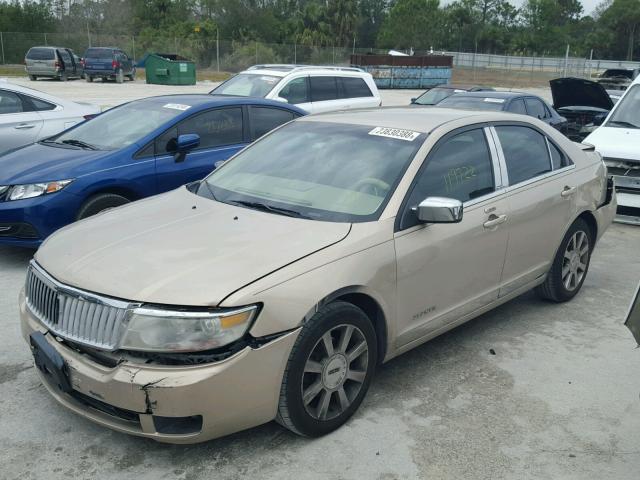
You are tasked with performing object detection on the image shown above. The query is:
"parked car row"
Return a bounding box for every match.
[25,46,136,83]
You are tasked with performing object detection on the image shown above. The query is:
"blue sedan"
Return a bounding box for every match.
[0,95,306,248]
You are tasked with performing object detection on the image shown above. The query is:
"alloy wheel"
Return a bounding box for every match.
[301,324,369,421]
[562,230,589,291]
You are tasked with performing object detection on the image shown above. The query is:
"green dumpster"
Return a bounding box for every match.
[144,53,196,85]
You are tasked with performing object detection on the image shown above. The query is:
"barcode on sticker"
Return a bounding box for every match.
[163,103,191,111]
[369,127,420,141]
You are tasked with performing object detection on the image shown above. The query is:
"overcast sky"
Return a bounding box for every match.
[441,0,602,15]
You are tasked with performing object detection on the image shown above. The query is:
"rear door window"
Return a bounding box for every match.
[549,141,571,169]
[26,48,55,60]
[249,106,296,140]
[278,77,310,104]
[495,126,552,184]
[524,98,547,119]
[310,76,339,102]
[178,107,244,150]
[507,99,527,114]
[58,49,72,67]
[339,77,373,98]
[23,95,56,112]
[0,90,25,114]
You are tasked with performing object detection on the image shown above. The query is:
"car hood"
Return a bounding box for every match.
[584,127,640,163]
[35,186,351,306]
[550,77,614,111]
[0,142,111,184]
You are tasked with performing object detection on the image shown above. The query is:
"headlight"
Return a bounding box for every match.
[120,305,259,352]
[8,180,73,201]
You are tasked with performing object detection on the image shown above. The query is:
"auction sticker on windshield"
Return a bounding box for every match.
[369,127,420,141]
[484,98,505,103]
[163,103,191,111]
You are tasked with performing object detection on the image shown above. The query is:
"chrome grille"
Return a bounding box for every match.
[25,262,134,351]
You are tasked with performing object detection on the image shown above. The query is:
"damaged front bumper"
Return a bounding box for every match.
[20,289,300,444]
[604,158,640,225]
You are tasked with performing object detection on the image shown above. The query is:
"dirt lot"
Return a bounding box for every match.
[0,81,638,480]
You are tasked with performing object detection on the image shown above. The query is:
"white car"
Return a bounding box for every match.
[210,64,381,114]
[0,80,100,155]
[584,75,640,225]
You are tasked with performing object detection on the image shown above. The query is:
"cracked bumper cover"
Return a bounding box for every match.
[20,289,300,444]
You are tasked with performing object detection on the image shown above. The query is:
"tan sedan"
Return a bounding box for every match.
[21,108,616,443]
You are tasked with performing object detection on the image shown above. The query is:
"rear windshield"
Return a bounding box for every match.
[85,49,114,59]
[414,87,457,105]
[210,74,281,97]
[26,48,55,60]
[437,96,506,111]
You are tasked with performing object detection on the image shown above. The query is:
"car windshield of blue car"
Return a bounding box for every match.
[210,74,281,97]
[606,85,640,129]
[51,101,186,150]
[437,96,506,111]
[201,121,425,222]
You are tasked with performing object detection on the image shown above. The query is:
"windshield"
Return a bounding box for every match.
[52,100,185,150]
[210,73,281,97]
[437,96,506,111]
[201,121,425,222]
[414,87,457,105]
[606,84,640,129]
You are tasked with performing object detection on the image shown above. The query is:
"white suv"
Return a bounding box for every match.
[210,64,381,114]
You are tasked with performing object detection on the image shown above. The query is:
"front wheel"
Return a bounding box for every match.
[29,75,37,81]
[536,218,593,302]
[277,301,377,437]
[77,193,130,220]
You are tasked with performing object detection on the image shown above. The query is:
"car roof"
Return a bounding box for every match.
[128,94,307,113]
[299,106,515,133]
[0,80,72,103]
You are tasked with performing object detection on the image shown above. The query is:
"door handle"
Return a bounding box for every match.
[15,124,36,130]
[483,214,507,229]
[561,186,577,197]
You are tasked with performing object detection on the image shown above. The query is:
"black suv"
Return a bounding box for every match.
[83,47,136,83]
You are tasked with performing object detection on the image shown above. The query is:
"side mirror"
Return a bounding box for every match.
[410,97,417,104]
[413,197,463,223]
[275,96,289,103]
[214,160,226,169]
[176,133,200,152]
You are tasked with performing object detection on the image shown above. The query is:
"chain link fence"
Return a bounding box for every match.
[2,31,640,87]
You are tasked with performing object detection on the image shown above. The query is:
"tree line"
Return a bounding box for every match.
[1,0,639,61]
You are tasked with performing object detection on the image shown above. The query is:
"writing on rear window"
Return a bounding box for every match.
[368,127,420,141]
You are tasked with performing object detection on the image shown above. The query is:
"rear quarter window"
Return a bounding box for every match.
[339,77,373,98]
[26,48,55,60]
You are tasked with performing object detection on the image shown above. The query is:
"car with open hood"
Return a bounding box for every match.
[584,75,640,225]
[0,94,305,247]
[550,77,614,141]
[20,107,615,443]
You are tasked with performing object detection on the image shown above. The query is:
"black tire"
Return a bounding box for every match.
[536,218,593,302]
[29,75,37,81]
[276,301,377,437]
[85,75,93,83]
[77,193,130,220]
[116,69,124,84]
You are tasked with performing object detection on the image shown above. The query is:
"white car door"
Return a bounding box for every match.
[0,89,43,153]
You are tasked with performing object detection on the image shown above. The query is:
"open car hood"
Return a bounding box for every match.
[550,77,614,111]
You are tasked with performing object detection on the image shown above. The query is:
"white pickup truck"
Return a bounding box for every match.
[584,75,640,225]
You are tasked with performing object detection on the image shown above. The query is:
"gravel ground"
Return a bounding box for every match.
[0,78,638,480]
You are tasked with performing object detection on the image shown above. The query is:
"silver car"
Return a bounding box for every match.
[24,46,83,81]
[21,108,616,443]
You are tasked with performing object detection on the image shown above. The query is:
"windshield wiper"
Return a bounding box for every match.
[607,120,640,129]
[60,139,97,150]
[229,199,310,219]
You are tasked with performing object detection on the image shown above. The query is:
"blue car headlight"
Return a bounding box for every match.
[7,180,73,201]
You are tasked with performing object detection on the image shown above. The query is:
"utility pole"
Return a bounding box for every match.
[0,32,5,65]
[216,29,220,72]
[563,44,570,77]
[352,36,356,55]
